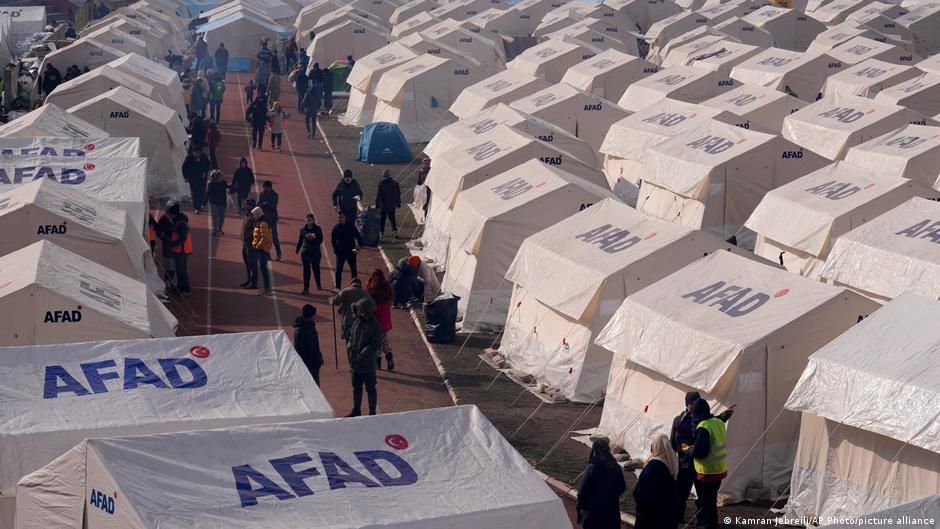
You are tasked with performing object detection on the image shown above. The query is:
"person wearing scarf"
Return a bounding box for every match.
[634,433,679,528]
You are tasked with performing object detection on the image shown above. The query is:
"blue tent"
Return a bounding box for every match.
[357,122,413,163]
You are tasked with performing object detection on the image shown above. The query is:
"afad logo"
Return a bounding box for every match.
[0,164,91,185]
[89,489,117,514]
[38,219,67,235]
[574,224,654,254]
[681,281,789,318]
[42,345,211,399]
[44,305,81,323]
[232,434,418,508]
[0,146,87,157]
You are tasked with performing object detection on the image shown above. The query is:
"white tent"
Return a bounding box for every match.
[896,1,940,56]
[0,157,149,233]
[650,25,724,67]
[347,0,403,21]
[295,0,352,40]
[617,65,735,113]
[731,48,843,103]
[442,160,615,332]
[500,199,738,402]
[471,0,571,37]
[822,58,921,97]
[684,39,763,83]
[81,25,150,58]
[0,241,175,348]
[106,53,189,128]
[507,39,598,83]
[811,0,872,25]
[741,6,826,51]
[509,83,631,155]
[418,124,606,266]
[69,86,187,198]
[311,5,387,36]
[744,161,925,278]
[605,0,682,33]
[372,54,486,143]
[396,31,496,74]
[342,43,418,126]
[702,84,806,132]
[874,72,940,121]
[596,250,878,503]
[308,19,390,66]
[204,1,278,24]
[85,17,177,58]
[534,3,608,36]
[0,6,45,41]
[826,35,918,66]
[240,0,298,23]
[819,496,940,529]
[450,69,551,120]
[542,20,640,57]
[645,12,708,60]
[784,294,940,520]
[390,0,438,25]
[413,19,506,68]
[600,100,738,205]
[0,16,12,68]
[698,1,761,26]
[2,330,334,529]
[916,53,940,75]
[782,93,925,160]
[390,12,440,39]
[807,22,895,55]
[0,137,140,158]
[847,3,912,42]
[16,405,570,529]
[712,17,775,48]
[844,124,940,187]
[637,119,830,239]
[821,197,940,301]
[659,32,726,68]
[429,0,506,21]
[560,49,657,102]
[37,39,123,84]
[0,104,108,139]
[197,11,289,63]
[45,66,165,114]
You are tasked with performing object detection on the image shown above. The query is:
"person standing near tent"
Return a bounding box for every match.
[156,203,178,289]
[205,120,221,169]
[209,74,225,124]
[332,169,362,223]
[191,72,209,118]
[417,157,432,220]
[347,55,355,69]
[299,48,310,73]
[576,438,626,529]
[240,198,258,289]
[268,69,282,106]
[251,206,273,295]
[285,38,297,71]
[345,296,381,417]
[685,398,729,529]
[331,211,363,290]
[166,205,193,297]
[189,114,206,151]
[296,213,324,294]
[41,64,62,98]
[258,180,282,260]
[205,169,229,236]
[322,67,334,114]
[232,157,255,212]
[634,434,678,529]
[244,79,256,105]
[375,169,401,240]
[301,82,321,139]
[246,96,268,151]
[255,61,271,101]
[214,42,229,79]
[293,303,323,385]
[293,66,309,112]
[267,101,290,152]
[182,146,210,214]
[195,34,209,71]
[310,62,323,85]
[671,392,733,526]
[367,268,395,371]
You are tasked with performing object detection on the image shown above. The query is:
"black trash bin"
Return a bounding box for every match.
[425,293,459,344]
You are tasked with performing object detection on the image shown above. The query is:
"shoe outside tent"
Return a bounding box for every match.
[744,161,927,278]
[16,405,571,529]
[107,53,189,128]
[874,73,940,122]
[507,39,599,83]
[45,66,166,114]
[308,19,390,68]
[68,86,187,198]
[637,118,830,240]
[0,136,140,158]
[2,330,334,529]
[785,294,940,521]
[0,104,108,139]
[441,159,616,332]
[617,65,734,112]
[822,58,920,98]
[196,11,290,71]
[499,199,740,402]
[81,25,150,58]
[702,84,806,133]
[560,49,658,103]
[730,47,843,103]
[342,43,418,126]
[450,69,551,120]
[595,250,879,503]
[844,124,940,186]
[357,122,413,163]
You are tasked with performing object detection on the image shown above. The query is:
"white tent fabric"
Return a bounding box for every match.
[347,0,402,21]
[81,25,150,58]
[0,241,176,348]
[69,86,187,198]
[651,26,725,68]
[596,250,879,503]
[241,0,298,23]
[507,39,598,83]
[826,35,918,66]
[441,160,615,332]
[660,32,727,68]
[450,69,551,120]
[844,124,940,187]
[917,54,940,75]
[3,330,334,529]
[712,17,775,49]
[741,6,826,51]
[107,54,188,128]
[698,1,761,26]
[874,72,940,122]
[311,5,386,36]
[470,0,570,36]
[416,19,506,68]
[744,161,925,278]
[16,405,570,529]
[0,137,140,158]
[807,22,897,55]
[896,1,940,56]
[822,58,921,97]
[0,16,12,68]
[0,157,148,233]
[373,54,486,143]
[560,49,658,103]
[600,100,739,205]
[197,11,289,60]
[85,17,176,58]
[0,6,45,41]
[785,294,940,521]
[533,3,601,36]
[308,19,390,66]
[821,197,940,301]
[730,48,843,103]
[684,40,763,82]
[645,12,708,60]
[847,2,911,42]
[342,43,418,126]
[0,105,108,140]
[605,0,682,33]
[37,39,123,85]
[638,119,830,239]
[204,1,278,24]
[617,66,734,112]
[819,496,940,529]
[46,66,165,114]
[501,199,738,402]
[430,0,507,21]
[390,0,438,25]
[295,0,353,41]
[812,0,872,25]
[390,11,440,39]
[541,19,640,57]
[508,83,631,154]
[702,84,806,133]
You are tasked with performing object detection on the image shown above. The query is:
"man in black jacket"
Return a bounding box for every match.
[293,304,323,385]
[41,64,62,97]
[245,96,268,150]
[375,169,401,239]
[258,180,282,260]
[181,147,210,214]
[296,213,323,293]
[332,169,362,223]
[331,212,363,290]
[214,43,229,79]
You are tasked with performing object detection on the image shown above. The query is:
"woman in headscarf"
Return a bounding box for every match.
[634,433,679,529]
[576,438,626,529]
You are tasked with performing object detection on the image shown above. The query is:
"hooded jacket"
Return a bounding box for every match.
[330,285,370,339]
[347,297,382,374]
[246,99,268,128]
[332,179,363,212]
[390,257,424,306]
[232,159,255,195]
[376,175,401,210]
[258,189,279,222]
[293,317,323,369]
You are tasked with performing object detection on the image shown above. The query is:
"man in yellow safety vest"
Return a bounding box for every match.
[685,398,728,529]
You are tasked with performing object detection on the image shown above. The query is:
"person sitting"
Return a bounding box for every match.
[390,256,425,308]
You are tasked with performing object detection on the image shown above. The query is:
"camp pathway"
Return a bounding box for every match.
[163,71,453,418]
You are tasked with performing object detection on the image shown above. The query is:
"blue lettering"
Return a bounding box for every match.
[320,451,381,490]
[271,453,321,497]
[159,357,208,389]
[232,465,295,507]
[355,450,419,486]
[122,358,170,390]
[43,365,91,398]
[81,360,120,394]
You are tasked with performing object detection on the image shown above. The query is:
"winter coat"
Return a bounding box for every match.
[181,153,210,182]
[671,408,732,472]
[246,100,268,128]
[390,258,424,306]
[295,70,309,95]
[195,39,208,60]
[376,177,401,210]
[331,222,363,256]
[256,47,272,64]
[296,224,323,254]
[214,47,229,71]
[268,74,282,102]
[232,162,255,195]
[301,84,321,114]
[258,190,279,221]
[576,461,626,529]
[347,297,382,374]
[252,219,273,253]
[189,118,206,147]
[205,126,221,148]
[374,300,392,333]
[331,285,370,339]
[292,317,323,369]
[633,459,677,529]
[206,180,228,206]
[267,109,290,134]
[156,214,175,256]
[332,179,363,212]
[255,63,271,87]
[42,67,62,95]
[209,79,225,102]
[241,215,256,245]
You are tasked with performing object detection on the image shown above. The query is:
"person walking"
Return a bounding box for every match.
[255,61,271,100]
[301,83,321,138]
[232,157,255,212]
[330,277,369,342]
[345,297,382,417]
[310,62,323,86]
[251,207,273,295]
[268,70,282,106]
[285,40,296,71]
[244,79,256,104]
[634,434,678,529]
[188,114,206,150]
[298,48,309,73]
[240,199,258,289]
[296,213,324,294]
[156,202,179,289]
[165,206,192,296]
[267,101,290,152]
[331,211,363,290]
[246,96,268,151]
[258,180,282,260]
[322,66,334,113]
[271,52,281,76]
[293,304,323,385]
[687,398,729,529]
[367,268,395,371]
[193,72,209,117]
[41,64,62,97]
[256,40,272,65]
[375,169,401,239]
[205,120,221,168]
[332,169,362,223]
[182,146,210,214]
[214,42,229,79]
[576,438,626,529]
[205,169,229,236]
[294,66,309,112]
[209,74,225,123]
[195,34,209,71]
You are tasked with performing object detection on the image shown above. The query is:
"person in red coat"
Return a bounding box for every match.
[366,268,395,371]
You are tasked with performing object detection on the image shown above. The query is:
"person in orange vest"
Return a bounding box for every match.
[166,205,193,297]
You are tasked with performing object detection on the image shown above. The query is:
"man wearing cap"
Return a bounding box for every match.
[670,391,733,526]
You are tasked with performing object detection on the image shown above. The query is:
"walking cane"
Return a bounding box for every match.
[331,305,339,370]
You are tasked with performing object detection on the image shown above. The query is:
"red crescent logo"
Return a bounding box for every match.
[83,163,96,170]
[83,143,96,150]
[774,288,790,298]
[190,346,210,359]
[385,434,409,450]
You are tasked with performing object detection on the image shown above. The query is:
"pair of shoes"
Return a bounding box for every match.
[368,410,376,416]
[316,285,323,291]
[300,289,309,295]
[275,255,282,261]
[240,281,250,288]
[257,288,270,295]
[387,362,395,371]
[344,410,361,418]
[306,132,311,137]
[180,290,192,297]
[242,283,257,290]
[219,230,224,236]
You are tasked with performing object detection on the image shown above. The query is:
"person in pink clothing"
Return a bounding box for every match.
[367,268,395,371]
